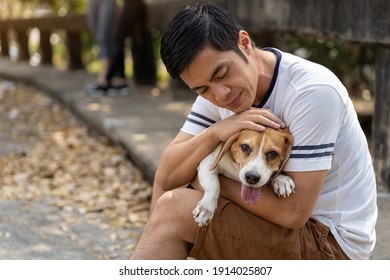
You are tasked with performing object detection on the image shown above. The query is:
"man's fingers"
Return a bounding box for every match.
[246,108,286,128]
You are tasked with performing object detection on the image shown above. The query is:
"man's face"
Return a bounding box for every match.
[180,46,259,113]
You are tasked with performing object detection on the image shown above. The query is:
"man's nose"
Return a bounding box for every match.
[212,84,230,101]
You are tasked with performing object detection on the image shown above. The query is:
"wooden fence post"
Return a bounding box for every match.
[66,31,83,70]
[40,30,53,65]
[15,29,29,61]
[0,30,9,57]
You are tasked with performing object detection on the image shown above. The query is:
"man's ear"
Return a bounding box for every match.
[238,30,252,54]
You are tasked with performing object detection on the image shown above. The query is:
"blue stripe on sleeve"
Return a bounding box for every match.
[186,117,211,128]
[290,151,334,159]
[190,111,216,124]
[292,143,335,150]
[290,143,335,159]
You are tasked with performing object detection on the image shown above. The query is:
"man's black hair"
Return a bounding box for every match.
[160,2,251,80]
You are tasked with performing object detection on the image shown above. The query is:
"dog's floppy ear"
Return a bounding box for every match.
[274,128,294,177]
[210,132,240,171]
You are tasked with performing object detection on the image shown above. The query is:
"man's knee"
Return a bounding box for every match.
[153,190,178,216]
[154,188,201,217]
[150,188,201,241]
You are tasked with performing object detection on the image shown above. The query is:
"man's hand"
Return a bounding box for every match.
[210,108,285,142]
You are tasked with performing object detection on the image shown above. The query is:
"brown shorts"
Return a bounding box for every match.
[189,197,349,260]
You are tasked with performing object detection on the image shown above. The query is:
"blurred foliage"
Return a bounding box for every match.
[18,0,87,13]
[0,0,87,18]
[286,35,376,98]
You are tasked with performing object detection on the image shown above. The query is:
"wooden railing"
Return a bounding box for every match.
[0,0,389,191]
[0,13,86,69]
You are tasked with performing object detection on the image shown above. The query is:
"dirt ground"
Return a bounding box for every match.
[0,80,151,259]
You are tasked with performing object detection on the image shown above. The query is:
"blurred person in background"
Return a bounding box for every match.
[86,0,124,94]
[106,0,156,88]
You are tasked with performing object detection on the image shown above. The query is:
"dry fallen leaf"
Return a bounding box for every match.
[0,80,152,257]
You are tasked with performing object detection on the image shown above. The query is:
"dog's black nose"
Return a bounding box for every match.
[245,172,260,185]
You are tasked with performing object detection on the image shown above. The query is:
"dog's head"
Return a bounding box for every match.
[211,128,293,204]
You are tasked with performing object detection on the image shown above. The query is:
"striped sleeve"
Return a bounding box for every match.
[180,96,221,136]
[185,111,216,129]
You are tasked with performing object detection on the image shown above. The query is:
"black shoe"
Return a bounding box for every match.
[109,83,129,96]
[86,82,109,95]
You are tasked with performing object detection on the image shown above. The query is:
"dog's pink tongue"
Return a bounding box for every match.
[241,185,262,204]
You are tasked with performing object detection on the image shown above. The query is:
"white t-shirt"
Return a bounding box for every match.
[181,48,377,260]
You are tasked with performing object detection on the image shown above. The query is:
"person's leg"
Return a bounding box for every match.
[188,196,349,260]
[298,218,350,259]
[136,180,349,260]
[95,0,117,86]
[86,0,98,35]
[188,197,301,259]
[106,2,127,85]
[149,178,196,215]
[130,188,201,259]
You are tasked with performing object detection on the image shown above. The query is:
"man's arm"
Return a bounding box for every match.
[154,129,219,191]
[218,170,326,229]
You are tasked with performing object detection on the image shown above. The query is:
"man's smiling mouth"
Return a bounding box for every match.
[223,92,241,108]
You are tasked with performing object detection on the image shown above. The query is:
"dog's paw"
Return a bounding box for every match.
[192,200,216,227]
[272,174,295,198]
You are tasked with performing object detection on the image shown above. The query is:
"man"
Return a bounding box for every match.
[130,2,377,259]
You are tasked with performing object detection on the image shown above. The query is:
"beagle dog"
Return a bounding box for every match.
[193,128,295,227]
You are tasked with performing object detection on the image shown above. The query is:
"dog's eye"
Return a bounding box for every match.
[240,144,251,155]
[267,151,279,160]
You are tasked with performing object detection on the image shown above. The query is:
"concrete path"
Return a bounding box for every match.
[0,199,138,259]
